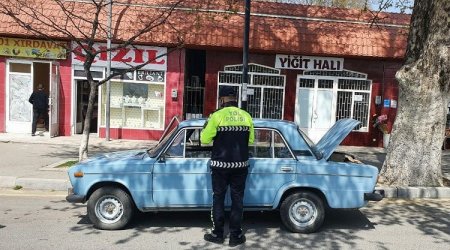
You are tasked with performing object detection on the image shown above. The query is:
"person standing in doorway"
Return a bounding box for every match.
[29,84,49,136]
[200,86,254,247]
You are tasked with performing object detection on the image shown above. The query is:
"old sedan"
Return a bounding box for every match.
[66,118,383,233]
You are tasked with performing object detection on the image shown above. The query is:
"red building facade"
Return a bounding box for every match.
[0,1,409,146]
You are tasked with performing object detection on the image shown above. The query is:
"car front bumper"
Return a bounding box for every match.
[364,189,385,201]
[65,188,86,203]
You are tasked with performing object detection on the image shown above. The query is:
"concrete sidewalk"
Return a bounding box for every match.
[0,132,449,199]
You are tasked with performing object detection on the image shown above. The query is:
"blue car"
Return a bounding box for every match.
[66,118,383,233]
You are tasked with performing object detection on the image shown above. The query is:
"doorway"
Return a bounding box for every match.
[183,49,205,119]
[6,61,58,135]
[75,80,98,134]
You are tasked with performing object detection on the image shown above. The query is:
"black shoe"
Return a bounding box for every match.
[229,235,246,247]
[31,133,36,136]
[204,233,224,244]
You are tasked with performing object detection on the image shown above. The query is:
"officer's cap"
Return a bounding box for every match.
[219,86,236,98]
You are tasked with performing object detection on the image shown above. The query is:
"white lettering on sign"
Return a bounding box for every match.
[275,54,344,71]
[72,42,167,71]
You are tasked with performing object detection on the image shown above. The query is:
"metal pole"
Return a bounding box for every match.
[241,0,251,110]
[105,0,112,141]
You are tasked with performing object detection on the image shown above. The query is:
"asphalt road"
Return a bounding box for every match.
[0,190,449,250]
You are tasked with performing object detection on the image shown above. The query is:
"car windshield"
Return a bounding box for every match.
[148,125,178,157]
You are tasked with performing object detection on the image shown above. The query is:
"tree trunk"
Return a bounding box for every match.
[78,81,97,161]
[380,0,450,186]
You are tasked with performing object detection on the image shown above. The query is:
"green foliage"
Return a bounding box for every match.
[55,160,78,168]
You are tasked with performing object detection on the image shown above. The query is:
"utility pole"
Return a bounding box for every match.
[105,0,112,141]
[241,0,251,110]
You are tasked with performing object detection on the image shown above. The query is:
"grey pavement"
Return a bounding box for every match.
[0,132,449,199]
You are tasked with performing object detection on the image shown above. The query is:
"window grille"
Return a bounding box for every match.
[338,79,371,91]
[299,78,314,88]
[224,63,280,74]
[304,70,367,79]
[218,64,285,119]
[318,79,333,89]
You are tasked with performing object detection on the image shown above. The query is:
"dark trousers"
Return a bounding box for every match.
[32,109,49,134]
[211,167,248,238]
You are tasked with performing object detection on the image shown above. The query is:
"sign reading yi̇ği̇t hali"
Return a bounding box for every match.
[275,54,344,71]
[0,37,66,59]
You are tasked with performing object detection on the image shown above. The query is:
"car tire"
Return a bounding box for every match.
[280,191,325,233]
[87,186,134,230]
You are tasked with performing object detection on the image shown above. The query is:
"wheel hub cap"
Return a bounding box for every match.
[289,199,317,227]
[95,197,123,224]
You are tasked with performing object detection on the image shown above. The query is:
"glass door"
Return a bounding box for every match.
[49,62,60,137]
[295,76,336,143]
[6,61,33,133]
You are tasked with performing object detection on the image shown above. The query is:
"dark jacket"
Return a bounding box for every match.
[29,90,48,111]
[200,102,254,169]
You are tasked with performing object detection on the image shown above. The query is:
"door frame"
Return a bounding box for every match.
[71,65,104,135]
[5,59,34,133]
[49,62,60,137]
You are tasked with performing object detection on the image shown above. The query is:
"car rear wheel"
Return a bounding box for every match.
[280,191,325,233]
[87,186,134,230]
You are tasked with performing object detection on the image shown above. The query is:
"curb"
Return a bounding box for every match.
[376,186,450,199]
[0,176,70,191]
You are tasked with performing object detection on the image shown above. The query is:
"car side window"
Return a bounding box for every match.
[165,130,185,158]
[273,131,293,158]
[250,129,273,158]
[185,128,212,158]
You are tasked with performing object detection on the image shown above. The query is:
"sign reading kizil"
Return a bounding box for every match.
[275,54,344,71]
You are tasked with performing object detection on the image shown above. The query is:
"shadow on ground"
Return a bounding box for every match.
[57,199,449,249]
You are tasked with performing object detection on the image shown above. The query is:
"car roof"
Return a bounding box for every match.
[178,118,298,130]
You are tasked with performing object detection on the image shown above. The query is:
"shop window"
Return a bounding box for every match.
[10,63,31,73]
[100,75,165,130]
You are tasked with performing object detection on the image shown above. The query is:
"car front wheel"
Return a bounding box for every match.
[87,186,134,230]
[280,191,325,233]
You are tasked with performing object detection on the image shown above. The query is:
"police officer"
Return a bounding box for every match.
[200,86,254,247]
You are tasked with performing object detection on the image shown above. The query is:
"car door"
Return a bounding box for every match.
[244,128,297,207]
[152,127,212,207]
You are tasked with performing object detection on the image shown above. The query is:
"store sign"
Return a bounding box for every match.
[137,70,165,82]
[275,54,344,71]
[0,37,66,59]
[72,42,167,71]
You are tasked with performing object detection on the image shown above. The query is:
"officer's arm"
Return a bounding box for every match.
[248,116,255,145]
[29,93,34,104]
[200,113,219,144]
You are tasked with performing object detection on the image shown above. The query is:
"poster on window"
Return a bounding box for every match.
[136,70,165,82]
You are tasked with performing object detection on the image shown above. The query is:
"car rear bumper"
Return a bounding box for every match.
[65,188,86,203]
[364,189,384,201]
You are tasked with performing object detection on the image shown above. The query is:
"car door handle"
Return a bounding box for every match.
[280,166,293,172]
